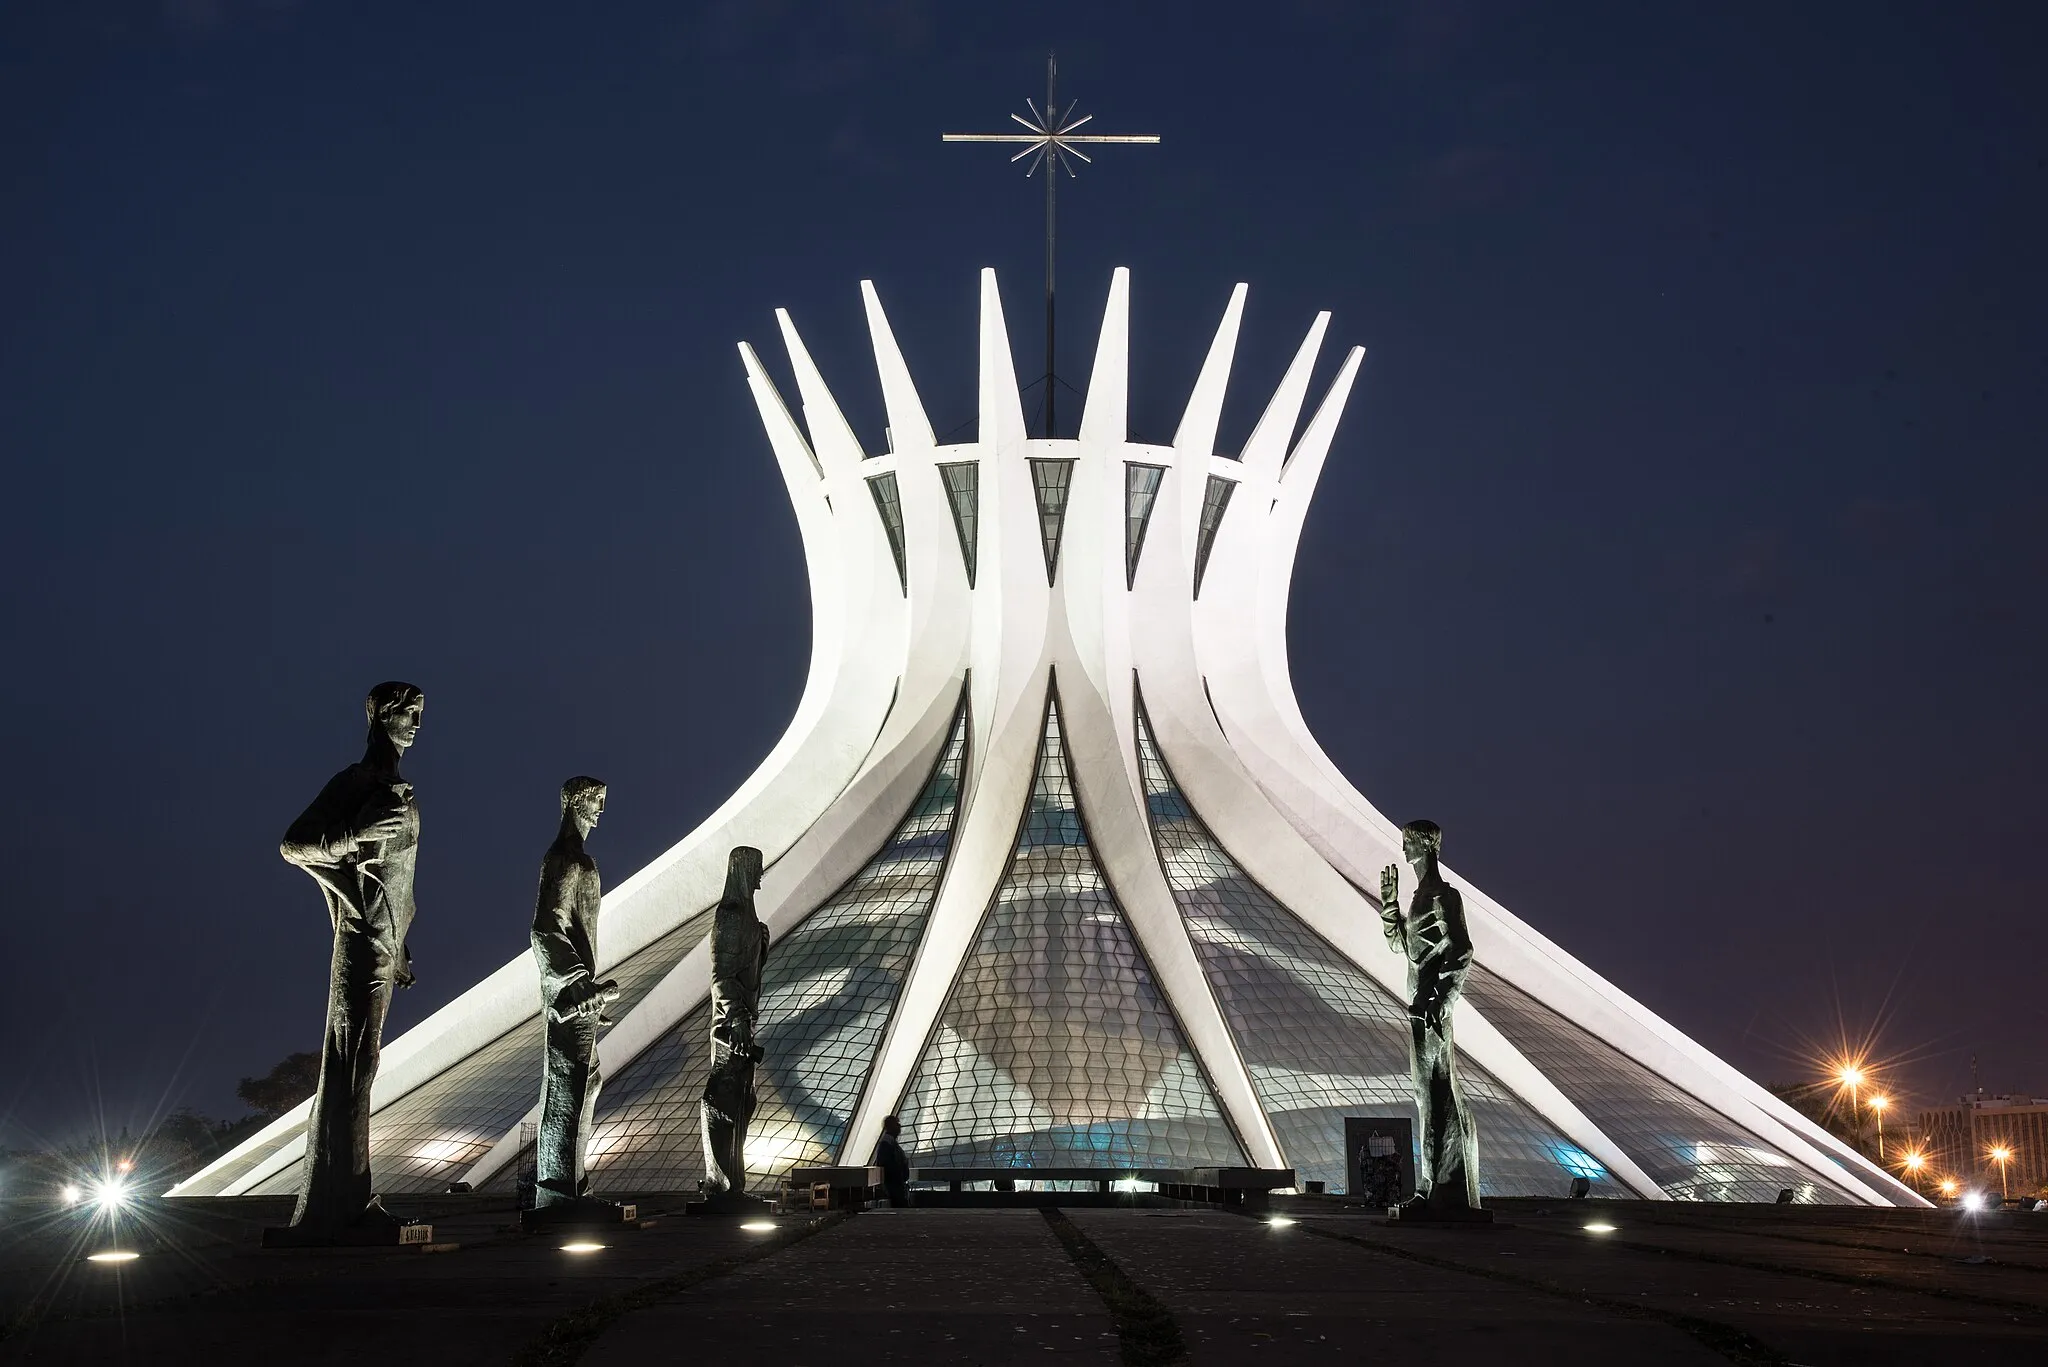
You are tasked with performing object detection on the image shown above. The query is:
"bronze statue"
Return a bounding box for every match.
[271,682,426,1243]
[529,776,622,1221]
[1380,819,1483,1215]
[698,846,768,1210]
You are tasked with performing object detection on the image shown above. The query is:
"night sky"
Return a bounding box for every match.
[3,1,2043,1150]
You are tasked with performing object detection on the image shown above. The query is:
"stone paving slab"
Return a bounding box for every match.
[590,1209,1119,1366]
[1304,1208,2048,1366]
[1069,1208,1727,1365]
[0,1199,773,1365]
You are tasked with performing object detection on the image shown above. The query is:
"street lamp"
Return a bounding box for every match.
[1989,1145,2014,1201]
[1833,1062,1867,1154]
[1868,1094,1889,1162]
[1938,1177,1959,1201]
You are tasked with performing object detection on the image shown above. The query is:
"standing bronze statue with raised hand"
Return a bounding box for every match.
[1381,819,1486,1217]
[529,776,623,1225]
[269,682,428,1245]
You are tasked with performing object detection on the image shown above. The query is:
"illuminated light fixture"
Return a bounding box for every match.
[61,1184,82,1206]
[1938,1178,1959,1196]
[1960,1192,1984,1212]
[116,1159,134,1172]
[94,1179,129,1210]
[1266,1216,1298,1228]
[1835,1063,1865,1088]
[1583,1222,1618,1233]
[560,1241,606,1253]
[87,1251,140,1263]
[740,1221,778,1232]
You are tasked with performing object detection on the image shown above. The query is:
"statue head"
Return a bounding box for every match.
[365,682,425,752]
[562,775,607,832]
[1400,819,1442,871]
[723,845,765,902]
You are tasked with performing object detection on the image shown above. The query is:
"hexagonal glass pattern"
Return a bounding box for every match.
[1133,697,1631,1197]
[248,910,711,1196]
[484,692,972,1195]
[894,691,1245,1170]
[1460,967,1857,1203]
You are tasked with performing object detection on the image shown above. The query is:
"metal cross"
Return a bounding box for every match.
[944,53,1159,437]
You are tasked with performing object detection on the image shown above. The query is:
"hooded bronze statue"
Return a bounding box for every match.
[699,846,767,1205]
[271,682,425,1242]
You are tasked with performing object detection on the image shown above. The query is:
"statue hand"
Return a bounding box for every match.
[553,975,601,1020]
[353,786,409,846]
[1379,864,1400,910]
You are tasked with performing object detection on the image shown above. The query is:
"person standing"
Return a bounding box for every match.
[874,1115,911,1208]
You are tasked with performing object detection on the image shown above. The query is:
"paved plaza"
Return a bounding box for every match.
[3,1196,2046,1365]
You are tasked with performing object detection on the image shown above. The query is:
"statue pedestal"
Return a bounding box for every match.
[686,1190,772,1217]
[1384,1202,1495,1226]
[521,1200,640,1234]
[262,1220,435,1249]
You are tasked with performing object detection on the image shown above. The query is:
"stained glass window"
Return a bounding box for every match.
[867,472,907,594]
[1134,694,1630,1197]
[1029,459,1075,586]
[894,689,1245,1170]
[1192,475,1235,597]
[937,462,978,586]
[1460,967,1856,1203]
[1124,463,1165,588]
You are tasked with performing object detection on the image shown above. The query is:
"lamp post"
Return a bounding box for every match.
[1868,1094,1889,1162]
[1835,1063,1866,1154]
[1990,1145,2013,1201]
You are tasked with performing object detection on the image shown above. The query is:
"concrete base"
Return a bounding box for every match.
[685,1191,772,1217]
[520,1200,639,1233]
[1385,1202,1497,1225]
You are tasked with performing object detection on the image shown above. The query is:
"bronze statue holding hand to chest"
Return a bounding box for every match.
[271,682,426,1243]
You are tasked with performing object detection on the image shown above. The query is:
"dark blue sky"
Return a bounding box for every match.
[3,0,2043,1148]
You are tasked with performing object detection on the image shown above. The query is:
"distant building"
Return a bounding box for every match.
[1917,1096,2048,1193]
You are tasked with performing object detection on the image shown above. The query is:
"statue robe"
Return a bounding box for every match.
[1382,875,1480,1209]
[279,762,417,1233]
[531,831,604,1204]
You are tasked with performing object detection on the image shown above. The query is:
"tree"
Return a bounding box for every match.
[236,1051,321,1119]
[1768,1080,1871,1156]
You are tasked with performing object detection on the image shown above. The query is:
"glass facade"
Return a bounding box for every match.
[1460,967,1856,1203]
[867,471,908,594]
[1192,475,1235,597]
[1133,697,1630,1197]
[895,690,1245,1170]
[251,911,712,1196]
[1124,463,1165,588]
[1028,459,1074,585]
[937,461,978,586]
[486,690,972,1195]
